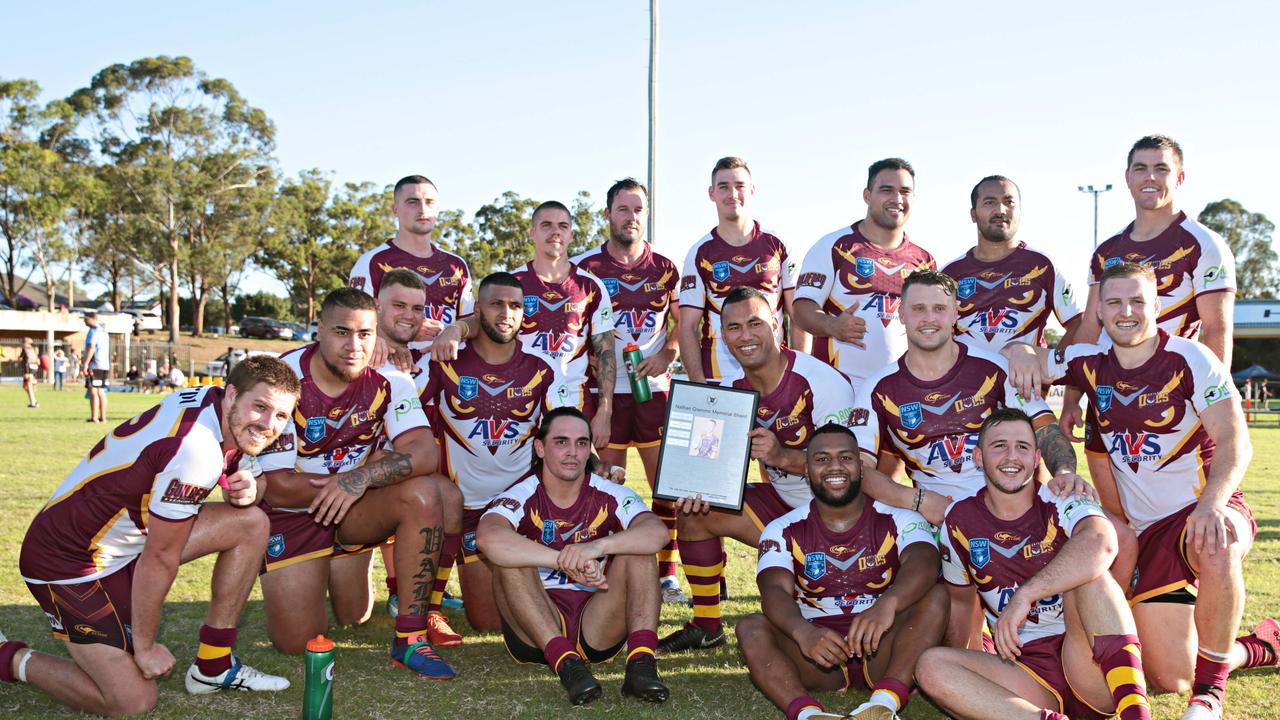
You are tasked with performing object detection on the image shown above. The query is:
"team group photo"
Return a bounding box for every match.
[2,3,1278,719]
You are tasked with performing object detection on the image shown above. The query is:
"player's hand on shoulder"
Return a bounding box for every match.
[418,317,446,341]
[796,624,850,669]
[431,324,464,362]
[1003,342,1045,400]
[133,642,176,680]
[674,495,712,515]
[1048,471,1096,501]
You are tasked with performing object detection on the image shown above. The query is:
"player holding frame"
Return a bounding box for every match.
[256,288,464,681]
[679,156,802,384]
[918,408,1153,720]
[477,407,671,706]
[571,177,685,602]
[738,423,947,720]
[1005,262,1277,720]
[2,356,299,714]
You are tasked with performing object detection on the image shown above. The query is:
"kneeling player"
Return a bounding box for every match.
[477,408,671,706]
[1,356,298,714]
[917,408,1153,720]
[737,424,947,720]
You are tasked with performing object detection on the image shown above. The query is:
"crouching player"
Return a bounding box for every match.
[1,356,299,714]
[477,408,671,706]
[737,423,947,720]
[918,408,1153,720]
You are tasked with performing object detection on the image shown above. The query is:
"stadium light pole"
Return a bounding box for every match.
[648,0,658,245]
[1077,184,1113,249]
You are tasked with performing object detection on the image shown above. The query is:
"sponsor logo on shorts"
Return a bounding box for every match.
[305,416,327,443]
[969,538,990,569]
[161,478,214,506]
[267,533,286,558]
[45,612,63,632]
[804,551,827,580]
[74,623,105,638]
[463,531,477,552]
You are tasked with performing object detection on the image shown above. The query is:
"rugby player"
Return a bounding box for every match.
[1005,262,1277,720]
[793,158,935,389]
[572,177,685,602]
[1,356,298,714]
[918,408,1153,720]
[851,270,1085,648]
[477,408,671,705]
[738,423,947,720]
[418,271,557,632]
[679,156,801,383]
[256,288,464,682]
[433,201,616,446]
[660,287,857,654]
[941,175,1082,355]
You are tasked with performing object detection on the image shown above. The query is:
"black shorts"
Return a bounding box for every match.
[85,369,108,388]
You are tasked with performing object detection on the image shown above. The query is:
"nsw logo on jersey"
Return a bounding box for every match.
[900,402,923,429]
[855,257,876,278]
[602,277,619,296]
[305,417,327,443]
[957,277,977,299]
[969,538,991,569]
[712,261,731,282]
[541,519,556,545]
[523,295,539,317]
[459,376,479,401]
[804,551,827,580]
[1095,386,1113,413]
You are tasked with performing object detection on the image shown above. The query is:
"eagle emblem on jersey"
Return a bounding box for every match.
[458,376,479,401]
[855,257,876,278]
[957,277,977,299]
[305,417,327,443]
[1095,385,1114,413]
[804,551,827,581]
[969,538,991,569]
[900,402,923,430]
[712,261,731,282]
[602,277,619,297]
[523,295,539,317]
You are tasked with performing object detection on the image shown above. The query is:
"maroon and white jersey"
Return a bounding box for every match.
[1089,212,1235,339]
[679,222,797,380]
[572,243,680,395]
[21,386,250,584]
[942,243,1082,354]
[513,262,613,410]
[1047,330,1239,532]
[257,346,429,501]
[484,473,653,592]
[420,344,556,508]
[795,222,935,387]
[757,500,936,625]
[349,240,474,347]
[941,486,1105,645]
[853,344,1053,502]
[720,349,856,508]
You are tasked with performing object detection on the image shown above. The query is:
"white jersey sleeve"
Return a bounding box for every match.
[483,476,537,528]
[348,247,377,297]
[255,422,298,474]
[678,240,709,309]
[1191,224,1236,295]
[1186,341,1240,413]
[1051,256,1084,325]
[807,355,857,427]
[780,238,799,291]
[879,502,938,551]
[756,508,803,576]
[381,367,430,441]
[851,369,888,457]
[147,436,226,522]
[586,272,614,336]
[593,475,651,528]
[939,504,970,586]
[794,232,838,309]
[1036,484,1106,535]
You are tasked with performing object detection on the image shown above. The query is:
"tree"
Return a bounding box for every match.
[329,180,394,258]
[0,78,64,306]
[66,56,276,342]
[469,191,540,278]
[569,190,607,257]
[259,169,347,323]
[1199,199,1279,299]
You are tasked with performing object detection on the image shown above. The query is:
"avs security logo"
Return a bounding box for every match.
[969,538,991,569]
[324,445,368,471]
[957,277,977,299]
[458,376,479,401]
[804,551,827,581]
[267,532,285,558]
[305,416,327,443]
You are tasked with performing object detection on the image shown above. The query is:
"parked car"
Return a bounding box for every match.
[289,322,311,341]
[308,321,319,341]
[122,309,162,333]
[205,349,280,377]
[239,316,293,340]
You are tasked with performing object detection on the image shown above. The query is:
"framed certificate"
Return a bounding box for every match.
[653,380,759,511]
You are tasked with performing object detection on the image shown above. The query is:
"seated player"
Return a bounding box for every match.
[1,356,299,714]
[918,408,1154,720]
[256,288,464,682]
[477,407,671,706]
[418,271,557,632]
[737,423,947,720]
[1004,262,1277,719]
[661,287,858,654]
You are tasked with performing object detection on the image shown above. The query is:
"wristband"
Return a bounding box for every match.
[17,649,33,683]
[912,487,924,513]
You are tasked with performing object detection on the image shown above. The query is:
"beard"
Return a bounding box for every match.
[979,221,1016,243]
[226,405,276,455]
[321,351,364,383]
[480,314,517,344]
[812,477,860,507]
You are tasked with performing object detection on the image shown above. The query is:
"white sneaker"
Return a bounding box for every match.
[847,701,899,719]
[1181,692,1223,720]
[185,656,290,694]
[660,579,689,605]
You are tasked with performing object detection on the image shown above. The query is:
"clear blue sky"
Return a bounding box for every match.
[5,1,1278,300]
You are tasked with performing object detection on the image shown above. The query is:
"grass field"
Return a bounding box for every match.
[0,385,1276,718]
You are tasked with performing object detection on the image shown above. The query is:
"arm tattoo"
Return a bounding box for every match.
[591,331,616,400]
[1035,424,1077,476]
[336,451,414,495]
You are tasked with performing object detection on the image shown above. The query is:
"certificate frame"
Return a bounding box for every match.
[653,379,760,512]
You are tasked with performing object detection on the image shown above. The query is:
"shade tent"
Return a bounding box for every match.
[1232,365,1277,382]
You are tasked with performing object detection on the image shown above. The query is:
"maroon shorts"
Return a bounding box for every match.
[809,614,872,691]
[501,588,624,665]
[1014,634,1109,720]
[606,391,668,449]
[743,483,795,532]
[461,507,486,563]
[26,561,135,651]
[263,508,337,573]
[1131,492,1255,604]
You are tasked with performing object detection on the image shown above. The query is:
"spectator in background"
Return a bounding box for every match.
[53,348,67,391]
[126,365,142,391]
[21,337,40,408]
[166,364,186,391]
[82,311,110,423]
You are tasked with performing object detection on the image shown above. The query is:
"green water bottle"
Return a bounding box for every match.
[303,635,335,720]
[623,342,652,403]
